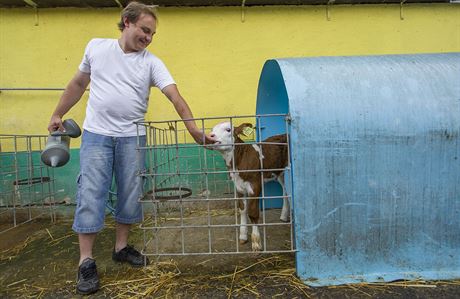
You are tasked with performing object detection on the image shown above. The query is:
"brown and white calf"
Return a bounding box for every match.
[209,122,290,251]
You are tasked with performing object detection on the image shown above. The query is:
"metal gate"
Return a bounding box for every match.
[137,114,294,256]
[0,134,56,234]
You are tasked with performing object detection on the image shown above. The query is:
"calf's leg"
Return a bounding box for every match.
[248,184,262,251]
[238,198,248,244]
[278,174,290,222]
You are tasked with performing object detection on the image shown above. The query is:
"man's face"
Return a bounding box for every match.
[123,13,156,52]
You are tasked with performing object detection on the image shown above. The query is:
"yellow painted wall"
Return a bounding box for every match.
[1,5,459,142]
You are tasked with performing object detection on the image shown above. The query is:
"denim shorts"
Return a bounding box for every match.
[72,130,146,234]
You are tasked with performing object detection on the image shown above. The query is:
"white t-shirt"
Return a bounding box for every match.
[79,38,175,137]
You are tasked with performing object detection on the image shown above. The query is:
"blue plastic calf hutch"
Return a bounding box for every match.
[255,53,460,286]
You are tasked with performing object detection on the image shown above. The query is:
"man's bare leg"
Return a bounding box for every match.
[115,222,130,252]
[79,233,97,265]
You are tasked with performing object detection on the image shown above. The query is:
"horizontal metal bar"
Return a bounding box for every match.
[0,88,89,91]
[142,140,288,151]
[140,221,292,230]
[139,194,291,203]
[137,113,289,125]
[142,249,296,256]
[0,134,48,138]
[140,166,291,178]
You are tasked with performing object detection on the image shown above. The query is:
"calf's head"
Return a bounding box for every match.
[209,122,253,152]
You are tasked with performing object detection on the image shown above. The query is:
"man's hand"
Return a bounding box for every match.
[48,115,64,133]
[189,129,216,145]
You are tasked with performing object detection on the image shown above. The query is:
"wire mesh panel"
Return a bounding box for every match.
[0,134,56,233]
[137,114,294,256]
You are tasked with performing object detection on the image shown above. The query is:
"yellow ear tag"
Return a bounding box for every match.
[242,126,254,136]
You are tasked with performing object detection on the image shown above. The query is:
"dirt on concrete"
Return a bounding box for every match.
[1,215,459,298]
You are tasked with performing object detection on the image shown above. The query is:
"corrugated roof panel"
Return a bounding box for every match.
[0,0,450,8]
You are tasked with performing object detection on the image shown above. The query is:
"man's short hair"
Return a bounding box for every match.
[117,1,158,31]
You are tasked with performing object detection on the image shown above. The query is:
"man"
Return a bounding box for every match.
[47,2,214,295]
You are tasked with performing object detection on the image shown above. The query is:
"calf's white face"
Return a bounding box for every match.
[209,121,234,152]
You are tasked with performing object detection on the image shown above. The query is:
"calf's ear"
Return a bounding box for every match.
[234,123,253,137]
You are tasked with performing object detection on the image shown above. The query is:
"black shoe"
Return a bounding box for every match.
[112,245,149,267]
[76,258,100,295]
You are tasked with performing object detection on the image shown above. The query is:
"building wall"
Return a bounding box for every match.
[1,4,459,140]
[1,4,459,200]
